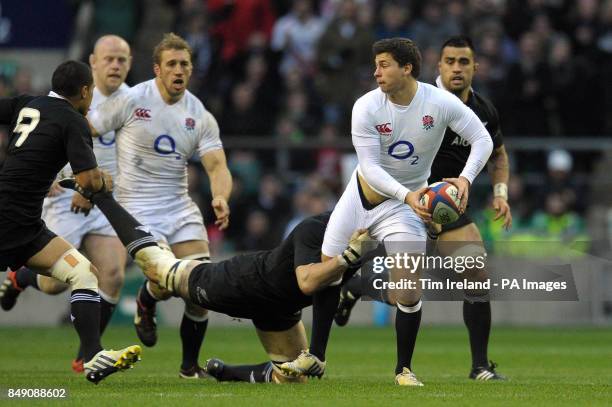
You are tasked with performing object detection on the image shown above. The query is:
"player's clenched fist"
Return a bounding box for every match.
[337,228,371,267]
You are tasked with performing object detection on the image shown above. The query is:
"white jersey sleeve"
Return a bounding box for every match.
[197,110,223,157]
[443,95,493,184]
[352,97,410,202]
[88,90,135,135]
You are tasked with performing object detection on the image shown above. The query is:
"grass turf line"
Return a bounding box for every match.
[0,325,610,406]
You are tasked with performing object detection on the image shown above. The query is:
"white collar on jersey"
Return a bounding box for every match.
[48,91,71,102]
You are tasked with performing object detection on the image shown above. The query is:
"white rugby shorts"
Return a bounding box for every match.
[42,193,116,248]
[322,171,426,257]
[121,197,208,245]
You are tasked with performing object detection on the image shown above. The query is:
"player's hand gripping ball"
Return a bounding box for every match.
[419,182,461,225]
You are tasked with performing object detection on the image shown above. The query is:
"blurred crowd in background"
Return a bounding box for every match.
[1,0,610,256]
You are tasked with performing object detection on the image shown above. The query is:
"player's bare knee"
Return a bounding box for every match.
[396,290,422,307]
[464,267,488,284]
[98,264,125,298]
[49,249,98,292]
[388,266,421,305]
[396,299,422,314]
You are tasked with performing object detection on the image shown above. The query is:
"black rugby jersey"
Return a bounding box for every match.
[189,213,331,318]
[429,89,503,183]
[188,211,380,319]
[0,95,97,249]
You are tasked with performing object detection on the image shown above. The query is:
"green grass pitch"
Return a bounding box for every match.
[0,325,610,406]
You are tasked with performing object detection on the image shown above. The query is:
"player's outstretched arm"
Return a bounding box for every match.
[201,149,232,230]
[488,145,512,229]
[296,229,370,295]
[296,257,347,296]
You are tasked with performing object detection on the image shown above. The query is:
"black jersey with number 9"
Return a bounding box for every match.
[0,95,98,250]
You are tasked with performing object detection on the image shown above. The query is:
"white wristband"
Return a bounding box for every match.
[493,183,508,200]
[336,254,348,267]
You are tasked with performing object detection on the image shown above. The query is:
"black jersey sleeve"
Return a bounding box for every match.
[0,95,35,125]
[488,103,504,149]
[292,218,326,268]
[64,114,98,174]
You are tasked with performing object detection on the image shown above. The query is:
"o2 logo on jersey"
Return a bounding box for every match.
[388,140,419,165]
[154,135,182,160]
[98,132,116,146]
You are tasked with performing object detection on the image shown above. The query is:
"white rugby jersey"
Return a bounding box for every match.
[88,79,223,204]
[47,85,128,204]
[352,82,493,201]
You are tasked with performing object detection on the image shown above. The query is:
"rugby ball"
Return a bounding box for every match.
[419,182,461,225]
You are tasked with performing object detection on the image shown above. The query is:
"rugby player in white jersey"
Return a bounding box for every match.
[86,33,232,379]
[0,35,132,373]
[317,36,511,382]
[318,38,493,386]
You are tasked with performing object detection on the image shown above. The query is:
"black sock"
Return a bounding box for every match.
[361,271,392,305]
[91,191,158,257]
[70,289,103,362]
[15,268,39,290]
[395,302,422,374]
[218,361,274,383]
[99,297,116,335]
[138,281,158,309]
[180,315,208,370]
[74,295,116,361]
[309,285,340,361]
[463,300,491,368]
[345,273,362,296]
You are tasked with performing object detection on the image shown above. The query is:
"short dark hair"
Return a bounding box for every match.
[440,35,476,56]
[372,38,422,79]
[51,60,93,98]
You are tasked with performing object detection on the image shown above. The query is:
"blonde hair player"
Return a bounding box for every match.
[86,33,232,378]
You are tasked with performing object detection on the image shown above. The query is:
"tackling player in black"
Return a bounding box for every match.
[308,36,512,381]
[0,61,140,383]
[59,177,373,383]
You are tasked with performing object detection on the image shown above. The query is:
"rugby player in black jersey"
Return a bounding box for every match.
[59,177,373,383]
[0,61,140,383]
[329,36,511,381]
